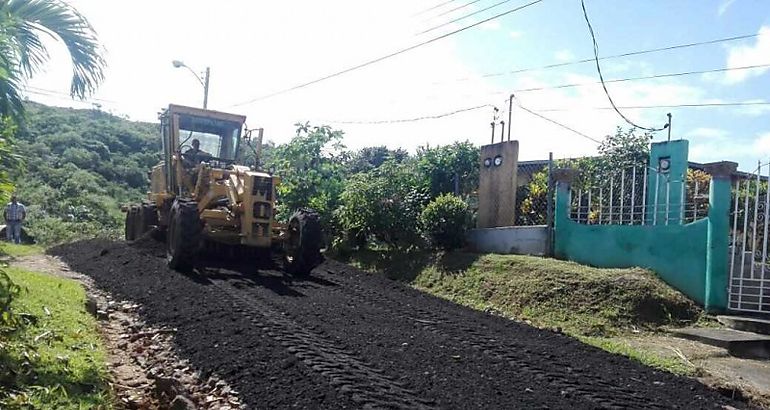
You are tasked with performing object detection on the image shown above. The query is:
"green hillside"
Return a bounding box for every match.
[11,103,160,245]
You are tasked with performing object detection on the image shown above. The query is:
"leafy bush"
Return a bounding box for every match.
[0,266,21,330]
[337,161,429,249]
[420,194,471,250]
[267,123,347,230]
[416,141,479,198]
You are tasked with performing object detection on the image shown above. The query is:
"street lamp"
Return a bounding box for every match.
[172,60,210,109]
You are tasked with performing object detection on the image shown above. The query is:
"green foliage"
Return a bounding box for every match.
[0,267,21,330]
[336,161,429,249]
[597,126,652,170]
[0,267,111,408]
[345,146,408,174]
[11,103,158,245]
[0,0,105,122]
[518,127,652,223]
[517,169,548,225]
[268,123,347,228]
[420,194,471,250]
[0,116,20,203]
[416,141,479,198]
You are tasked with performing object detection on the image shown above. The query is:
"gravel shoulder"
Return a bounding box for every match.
[50,239,750,409]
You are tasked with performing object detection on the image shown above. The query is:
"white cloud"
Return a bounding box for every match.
[734,99,770,116]
[509,31,523,39]
[688,128,728,139]
[554,49,575,62]
[723,26,770,84]
[718,0,737,16]
[689,131,770,169]
[753,133,770,154]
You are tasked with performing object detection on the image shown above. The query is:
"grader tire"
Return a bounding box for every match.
[283,208,323,276]
[166,200,202,273]
[137,203,158,238]
[125,206,138,241]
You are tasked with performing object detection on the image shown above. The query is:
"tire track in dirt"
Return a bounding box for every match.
[308,263,662,409]
[208,276,436,409]
[50,240,747,409]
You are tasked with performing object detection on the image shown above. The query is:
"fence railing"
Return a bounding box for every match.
[569,164,708,226]
[729,161,770,313]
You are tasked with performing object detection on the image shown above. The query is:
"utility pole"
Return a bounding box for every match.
[172,60,210,109]
[507,94,514,141]
[490,106,499,144]
[203,67,210,109]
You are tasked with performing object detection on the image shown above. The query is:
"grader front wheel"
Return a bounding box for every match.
[283,209,323,276]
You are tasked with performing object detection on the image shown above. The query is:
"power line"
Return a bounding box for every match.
[412,0,456,16]
[515,100,601,144]
[581,0,666,132]
[24,85,117,104]
[317,99,768,128]
[512,62,770,93]
[418,0,515,35]
[535,101,770,112]
[384,63,770,104]
[433,32,762,84]
[229,0,546,108]
[320,103,492,124]
[433,0,483,19]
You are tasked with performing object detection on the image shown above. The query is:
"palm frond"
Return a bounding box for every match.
[0,35,25,121]
[1,0,105,99]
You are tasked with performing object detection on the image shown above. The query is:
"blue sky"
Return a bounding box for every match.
[450,0,770,169]
[26,0,770,171]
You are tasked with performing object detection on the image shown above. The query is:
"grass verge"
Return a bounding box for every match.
[0,266,112,409]
[0,243,44,258]
[580,336,696,376]
[341,249,703,375]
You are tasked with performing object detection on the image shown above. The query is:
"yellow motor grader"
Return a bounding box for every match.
[124,104,322,275]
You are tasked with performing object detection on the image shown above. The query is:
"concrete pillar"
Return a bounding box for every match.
[704,161,738,313]
[477,141,519,228]
[552,169,578,259]
[646,140,689,225]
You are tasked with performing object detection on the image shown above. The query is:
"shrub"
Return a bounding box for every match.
[420,193,471,250]
[337,161,429,249]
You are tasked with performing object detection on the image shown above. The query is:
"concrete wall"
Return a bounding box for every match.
[467,226,548,256]
[554,215,709,304]
[552,146,736,311]
[477,141,518,228]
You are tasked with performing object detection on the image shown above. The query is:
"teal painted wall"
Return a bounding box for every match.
[553,170,733,311]
[705,176,732,311]
[554,192,708,304]
[646,140,688,225]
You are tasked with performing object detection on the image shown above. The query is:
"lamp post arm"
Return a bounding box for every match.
[181,65,205,87]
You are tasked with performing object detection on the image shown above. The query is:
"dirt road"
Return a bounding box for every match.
[51,239,746,409]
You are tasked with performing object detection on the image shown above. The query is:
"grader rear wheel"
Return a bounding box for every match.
[283,208,323,276]
[136,203,158,238]
[166,199,202,273]
[125,206,138,241]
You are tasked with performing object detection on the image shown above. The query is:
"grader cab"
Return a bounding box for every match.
[124,104,322,274]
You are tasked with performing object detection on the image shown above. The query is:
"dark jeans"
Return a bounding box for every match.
[5,220,21,244]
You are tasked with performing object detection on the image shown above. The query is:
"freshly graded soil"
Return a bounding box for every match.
[50,239,747,409]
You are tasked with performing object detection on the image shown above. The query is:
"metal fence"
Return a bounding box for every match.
[569,164,708,226]
[729,161,770,314]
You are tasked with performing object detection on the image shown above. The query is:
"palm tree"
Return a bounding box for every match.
[0,0,105,122]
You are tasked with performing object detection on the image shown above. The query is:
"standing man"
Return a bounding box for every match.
[3,194,26,244]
